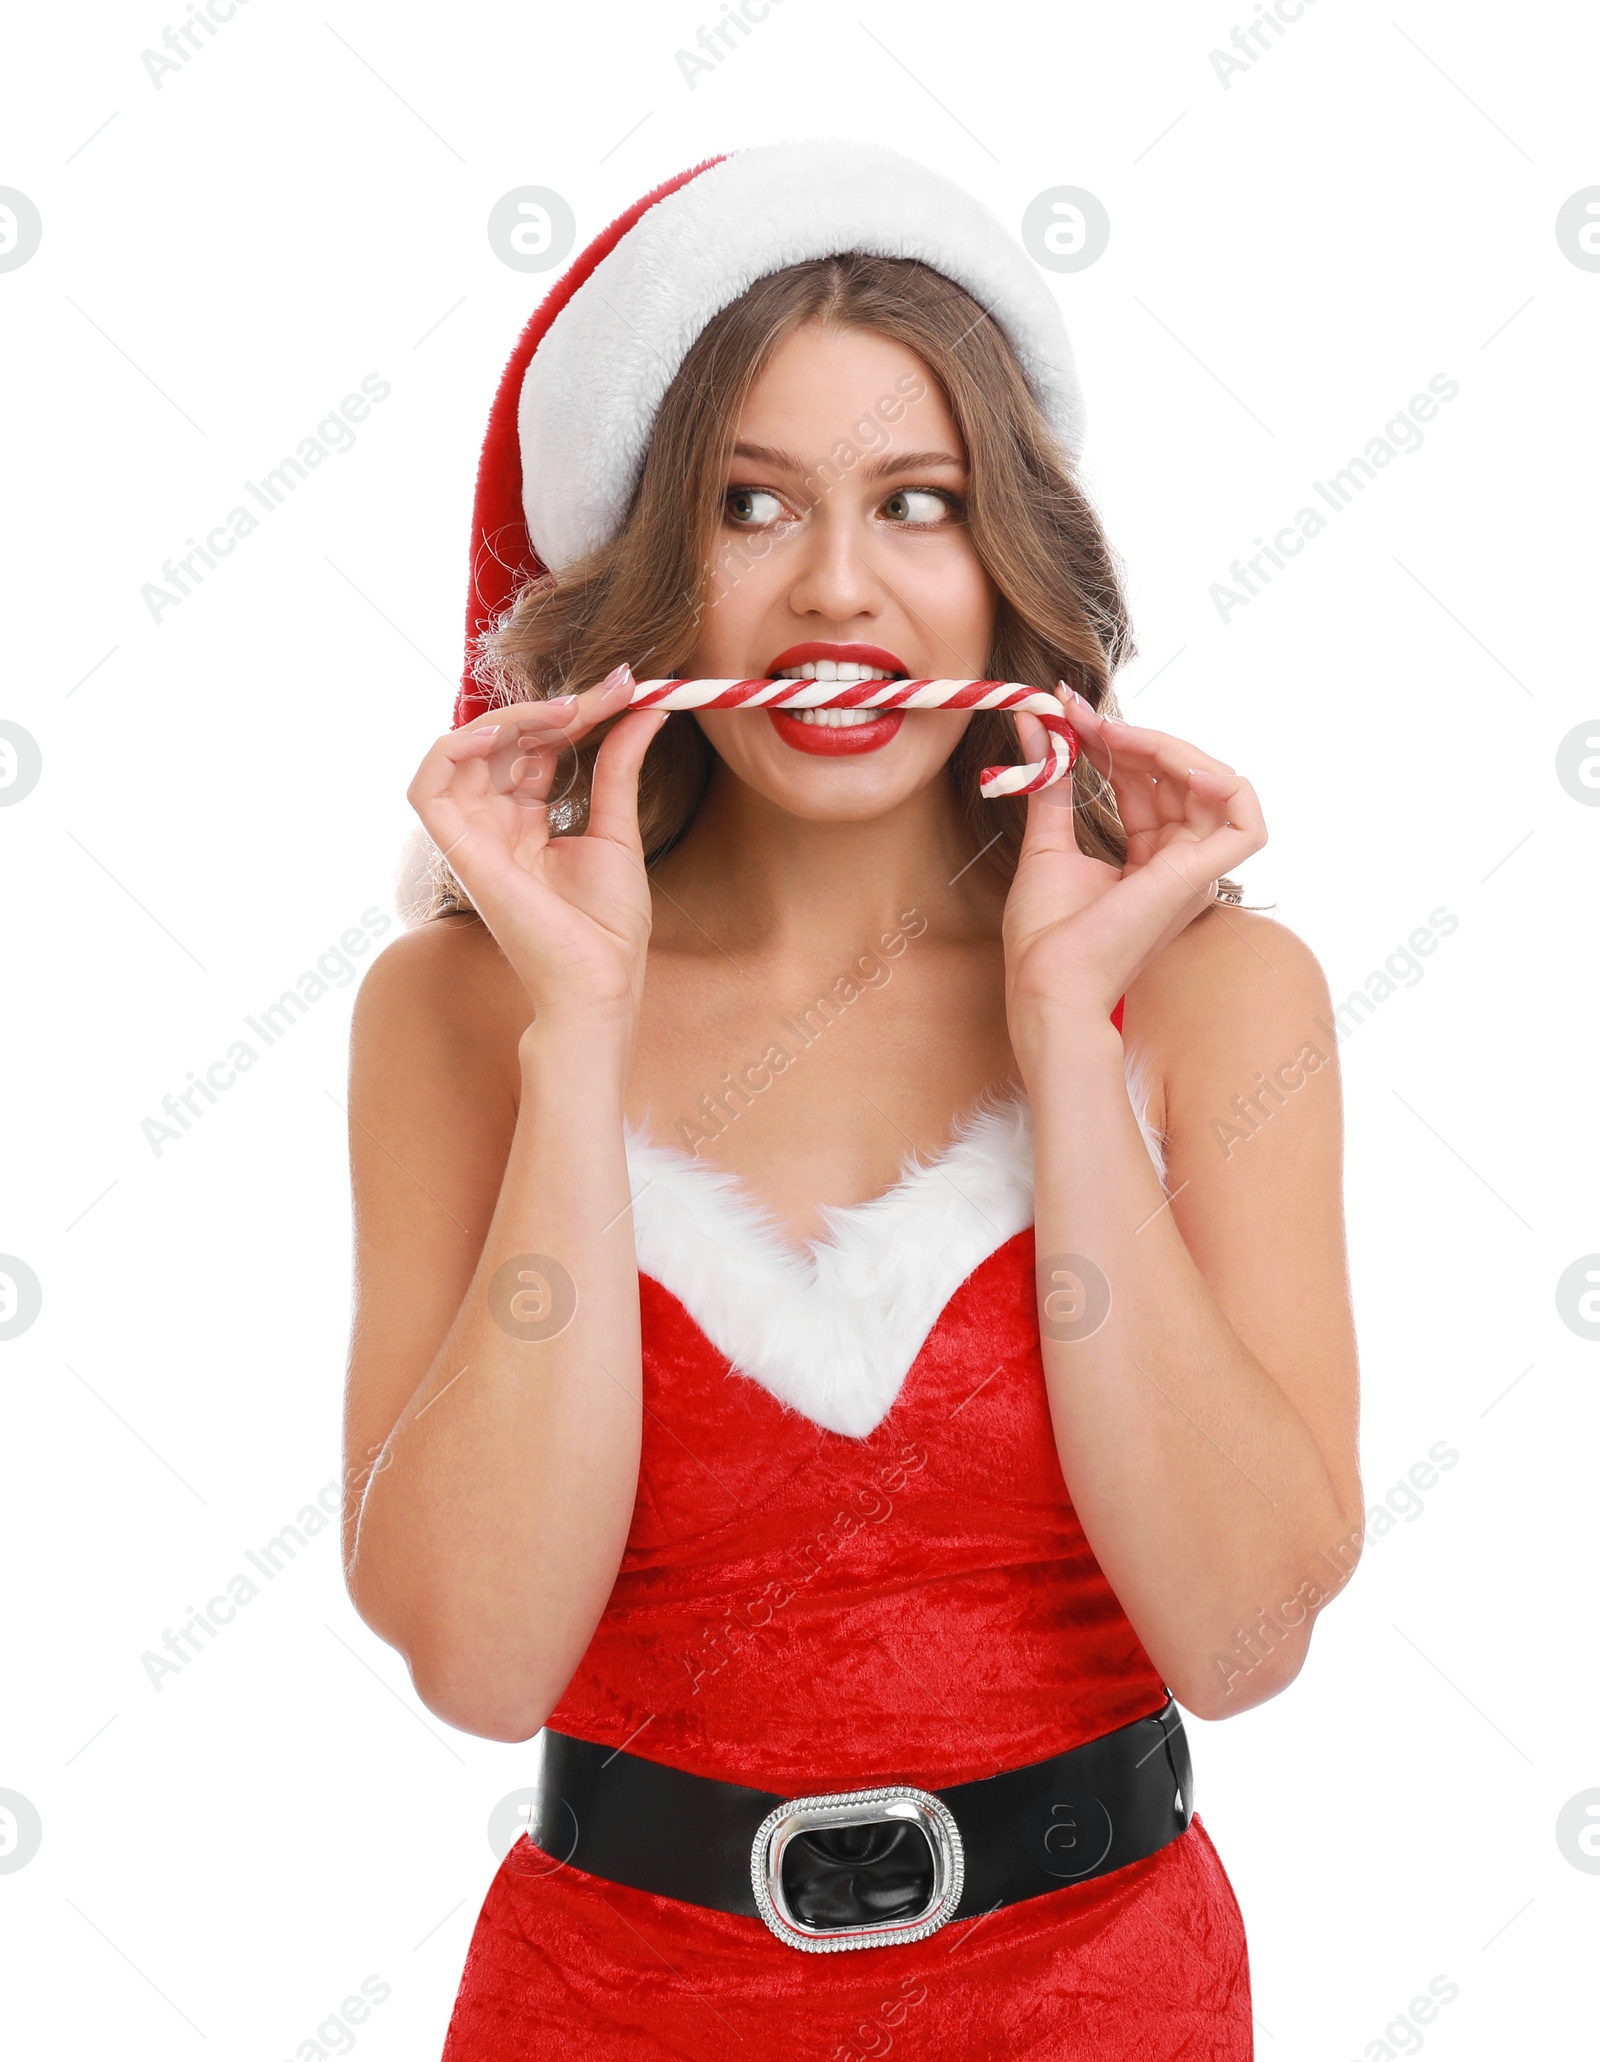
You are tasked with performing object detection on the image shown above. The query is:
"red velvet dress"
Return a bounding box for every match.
[442,1094,1252,2060]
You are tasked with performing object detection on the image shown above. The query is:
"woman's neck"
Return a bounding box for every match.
[649,764,1003,962]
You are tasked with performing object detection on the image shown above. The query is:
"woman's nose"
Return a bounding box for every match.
[784,506,884,623]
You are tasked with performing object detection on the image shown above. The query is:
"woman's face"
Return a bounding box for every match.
[683,321,998,822]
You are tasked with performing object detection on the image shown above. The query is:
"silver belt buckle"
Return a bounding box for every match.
[750,1784,965,1952]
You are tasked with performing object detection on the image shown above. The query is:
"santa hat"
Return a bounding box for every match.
[455,140,1088,727]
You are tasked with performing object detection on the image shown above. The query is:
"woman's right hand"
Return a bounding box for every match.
[406,663,668,1037]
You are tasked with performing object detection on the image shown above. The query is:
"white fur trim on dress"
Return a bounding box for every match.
[520,141,1087,571]
[626,1069,1165,1440]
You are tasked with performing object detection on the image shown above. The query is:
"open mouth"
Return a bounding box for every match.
[774,660,903,727]
[767,651,911,758]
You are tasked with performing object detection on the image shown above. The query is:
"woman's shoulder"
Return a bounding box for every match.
[352,914,528,1076]
[1124,905,1337,1106]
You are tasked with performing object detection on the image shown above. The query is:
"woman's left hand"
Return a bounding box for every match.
[1002,685,1267,1042]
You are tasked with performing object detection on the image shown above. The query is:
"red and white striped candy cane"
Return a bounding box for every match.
[627,679,1079,799]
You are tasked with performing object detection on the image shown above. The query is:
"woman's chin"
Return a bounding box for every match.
[722,746,956,823]
[694,713,969,823]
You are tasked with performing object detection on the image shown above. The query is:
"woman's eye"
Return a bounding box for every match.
[725,487,785,527]
[881,488,959,526]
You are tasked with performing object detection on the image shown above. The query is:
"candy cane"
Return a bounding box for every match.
[628,679,1079,799]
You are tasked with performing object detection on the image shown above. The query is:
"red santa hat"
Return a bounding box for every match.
[455,141,1088,726]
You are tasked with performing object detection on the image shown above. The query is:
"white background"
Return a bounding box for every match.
[3,0,1597,2055]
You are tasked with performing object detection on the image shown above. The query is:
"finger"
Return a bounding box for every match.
[1115,766,1172,846]
[1143,761,1194,836]
[539,661,636,739]
[1082,716,1234,837]
[1099,716,1235,781]
[494,745,566,875]
[1185,763,1266,845]
[1158,764,1232,847]
[481,669,637,826]
[499,733,565,810]
[1104,819,1259,941]
[1096,717,1242,844]
[1054,685,1115,778]
[478,665,638,762]
[1146,768,1266,889]
[1121,775,1261,890]
[1052,688,1169,842]
[405,722,507,872]
[1137,742,1240,841]
[1096,741,1170,846]
[1016,711,1079,858]
[1143,818,1263,911]
[409,718,504,801]
[408,720,557,890]
[586,707,670,853]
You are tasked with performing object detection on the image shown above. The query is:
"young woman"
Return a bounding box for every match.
[341,143,1362,2059]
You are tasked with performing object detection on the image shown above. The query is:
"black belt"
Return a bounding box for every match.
[528,1698,1194,1952]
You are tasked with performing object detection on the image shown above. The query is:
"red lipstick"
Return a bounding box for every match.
[765,640,907,676]
[768,709,906,756]
[762,642,909,757]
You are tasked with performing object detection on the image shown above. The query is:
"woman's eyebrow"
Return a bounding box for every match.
[730,440,967,483]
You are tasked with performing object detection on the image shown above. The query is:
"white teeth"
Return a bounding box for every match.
[787,706,885,728]
[775,660,900,683]
[773,657,902,726]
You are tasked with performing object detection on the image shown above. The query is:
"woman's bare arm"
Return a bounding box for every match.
[1006,695,1360,1720]
[341,925,642,1741]
[1029,911,1361,1720]
[341,670,668,1741]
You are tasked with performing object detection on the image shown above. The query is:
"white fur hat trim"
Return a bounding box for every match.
[518,140,1086,571]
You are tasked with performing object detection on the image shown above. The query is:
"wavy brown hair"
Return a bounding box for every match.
[420,252,1239,917]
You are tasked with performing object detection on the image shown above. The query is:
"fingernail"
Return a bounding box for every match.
[471,723,501,739]
[600,662,635,693]
[545,693,577,710]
